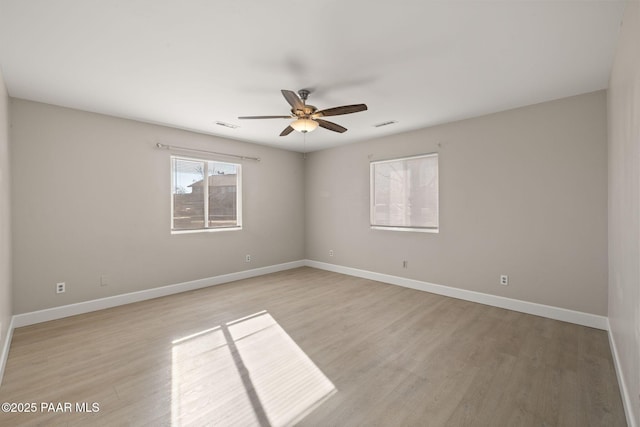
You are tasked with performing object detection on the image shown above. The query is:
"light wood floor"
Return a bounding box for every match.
[0,267,626,426]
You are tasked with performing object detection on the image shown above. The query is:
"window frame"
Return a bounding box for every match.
[369,152,439,233]
[170,155,243,234]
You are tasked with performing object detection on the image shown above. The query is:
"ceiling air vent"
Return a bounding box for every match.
[374,120,398,128]
[215,121,239,129]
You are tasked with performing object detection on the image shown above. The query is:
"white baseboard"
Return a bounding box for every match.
[304,260,609,330]
[10,259,607,331]
[607,321,638,427]
[12,260,305,328]
[0,316,15,387]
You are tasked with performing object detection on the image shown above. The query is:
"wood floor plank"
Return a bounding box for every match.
[0,267,627,426]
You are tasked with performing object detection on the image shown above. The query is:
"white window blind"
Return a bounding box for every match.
[370,153,439,232]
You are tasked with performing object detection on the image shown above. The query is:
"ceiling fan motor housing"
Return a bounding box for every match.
[293,105,317,118]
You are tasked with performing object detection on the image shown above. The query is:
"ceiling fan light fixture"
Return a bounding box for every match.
[291,118,319,133]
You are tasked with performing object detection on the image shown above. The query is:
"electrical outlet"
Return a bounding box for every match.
[329,249,334,257]
[500,275,509,286]
[100,274,109,286]
[402,260,408,268]
[245,254,251,263]
[56,282,66,294]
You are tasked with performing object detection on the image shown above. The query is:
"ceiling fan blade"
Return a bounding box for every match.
[316,119,347,133]
[281,90,304,111]
[280,126,294,136]
[238,115,292,119]
[314,104,368,117]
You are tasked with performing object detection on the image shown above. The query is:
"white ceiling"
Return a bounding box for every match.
[0,1,627,152]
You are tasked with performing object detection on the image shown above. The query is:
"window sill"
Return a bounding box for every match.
[370,226,439,234]
[171,226,242,235]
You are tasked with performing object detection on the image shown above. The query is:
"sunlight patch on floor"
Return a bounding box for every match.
[171,311,336,426]
[171,325,259,426]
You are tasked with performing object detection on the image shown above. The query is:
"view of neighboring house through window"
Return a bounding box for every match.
[171,156,241,232]
[370,153,438,232]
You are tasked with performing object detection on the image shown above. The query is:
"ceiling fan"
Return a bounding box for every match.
[238,89,367,136]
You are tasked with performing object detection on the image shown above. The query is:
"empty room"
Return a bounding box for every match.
[0,1,638,426]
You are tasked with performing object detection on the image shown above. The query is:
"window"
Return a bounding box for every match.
[370,153,438,232]
[171,156,242,232]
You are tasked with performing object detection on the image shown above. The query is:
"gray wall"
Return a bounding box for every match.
[10,99,305,314]
[0,70,12,356]
[305,91,608,315]
[608,1,640,425]
[10,92,610,318]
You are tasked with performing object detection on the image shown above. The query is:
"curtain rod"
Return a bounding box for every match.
[156,143,261,162]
